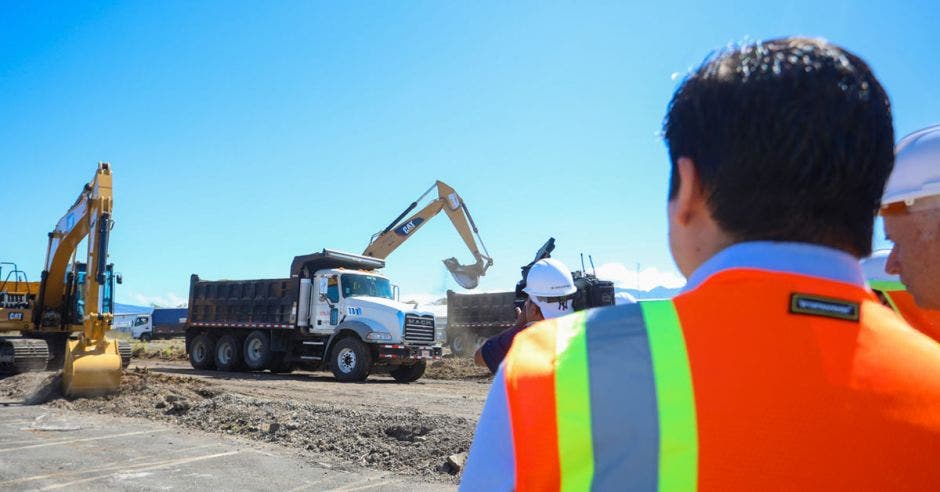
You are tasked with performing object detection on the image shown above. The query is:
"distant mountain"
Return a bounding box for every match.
[114,303,153,314]
[617,286,682,300]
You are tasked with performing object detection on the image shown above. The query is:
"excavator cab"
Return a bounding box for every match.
[65,263,118,324]
[71,266,86,323]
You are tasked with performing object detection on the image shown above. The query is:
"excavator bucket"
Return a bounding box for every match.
[443,257,490,290]
[62,336,122,397]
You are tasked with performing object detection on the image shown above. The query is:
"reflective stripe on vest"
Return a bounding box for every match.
[503,301,697,491]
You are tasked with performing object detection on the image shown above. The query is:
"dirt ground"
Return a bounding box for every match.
[128,338,493,380]
[130,338,187,360]
[0,356,493,485]
[0,370,54,402]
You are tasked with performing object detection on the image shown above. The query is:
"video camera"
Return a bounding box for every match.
[514,238,614,311]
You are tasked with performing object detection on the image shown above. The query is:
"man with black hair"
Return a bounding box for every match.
[462,37,940,491]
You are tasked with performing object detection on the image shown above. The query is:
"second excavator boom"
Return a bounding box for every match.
[364,181,493,289]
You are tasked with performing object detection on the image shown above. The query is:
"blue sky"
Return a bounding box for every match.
[2,1,937,306]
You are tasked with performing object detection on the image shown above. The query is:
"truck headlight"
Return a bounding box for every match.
[367,331,392,341]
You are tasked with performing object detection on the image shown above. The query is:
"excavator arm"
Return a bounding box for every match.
[364,181,493,289]
[36,164,114,328]
[34,163,123,396]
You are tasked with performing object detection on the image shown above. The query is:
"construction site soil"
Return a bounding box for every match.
[128,339,493,381]
[0,356,493,485]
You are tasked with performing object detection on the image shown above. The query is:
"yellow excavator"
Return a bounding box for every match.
[363,180,493,289]
[0,162,129,396]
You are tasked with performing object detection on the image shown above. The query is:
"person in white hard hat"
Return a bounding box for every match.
[882,124,940,309]
[473,258,577,373]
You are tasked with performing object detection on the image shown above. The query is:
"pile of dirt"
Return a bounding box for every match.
[131,339,187,361]
[0,371,60,402]
[47,368,474,483]
[425,356,492,380]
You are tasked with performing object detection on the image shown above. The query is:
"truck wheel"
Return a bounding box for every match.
[450,333,472,357]
[214,334,243,372]
[139,332,152,342]
[330,337,371,382]
[189,334,215,370]
[243,330,272,371]
[390,361,426,383]
[475,335,488,352]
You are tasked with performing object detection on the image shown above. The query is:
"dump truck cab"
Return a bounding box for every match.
[305,269,436,345]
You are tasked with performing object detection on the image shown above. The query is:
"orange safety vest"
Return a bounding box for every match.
[503,268,940,491]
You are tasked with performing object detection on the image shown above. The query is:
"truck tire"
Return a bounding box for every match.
[450,332,473,357]
[189,334,215,370]
[139,332,152,342]
[242,330,272,371]
[214,334,243,372]
[475,335,488,353]
[390,361,426,383]
[330,337,371,382]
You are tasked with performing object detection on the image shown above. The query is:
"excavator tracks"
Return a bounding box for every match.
[117,340,133,369]
[0,338,50,373]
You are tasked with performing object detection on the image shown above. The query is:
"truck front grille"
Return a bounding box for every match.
[403,315,435,345]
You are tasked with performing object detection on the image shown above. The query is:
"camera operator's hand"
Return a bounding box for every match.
[515,298,544,328]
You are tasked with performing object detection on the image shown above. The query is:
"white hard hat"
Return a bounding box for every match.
[882,124,940,207]
[523,258,577,298]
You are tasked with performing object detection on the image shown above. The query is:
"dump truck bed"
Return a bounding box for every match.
[188,276,299,329]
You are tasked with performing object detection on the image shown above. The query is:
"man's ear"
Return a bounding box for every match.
[673,157,704,226]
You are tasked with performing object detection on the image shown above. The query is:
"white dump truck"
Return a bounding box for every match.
[185,250,444,382]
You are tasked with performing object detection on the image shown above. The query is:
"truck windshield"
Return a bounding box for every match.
[341,274,393,300]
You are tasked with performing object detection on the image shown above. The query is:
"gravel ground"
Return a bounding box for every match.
[0,370,55,402]
[2,364,487,484]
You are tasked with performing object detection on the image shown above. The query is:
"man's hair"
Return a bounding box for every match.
[663,37,894,257]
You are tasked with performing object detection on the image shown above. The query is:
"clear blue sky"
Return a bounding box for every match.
[2,1,937,306]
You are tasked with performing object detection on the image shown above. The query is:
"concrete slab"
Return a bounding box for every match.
[0,405,451,491]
